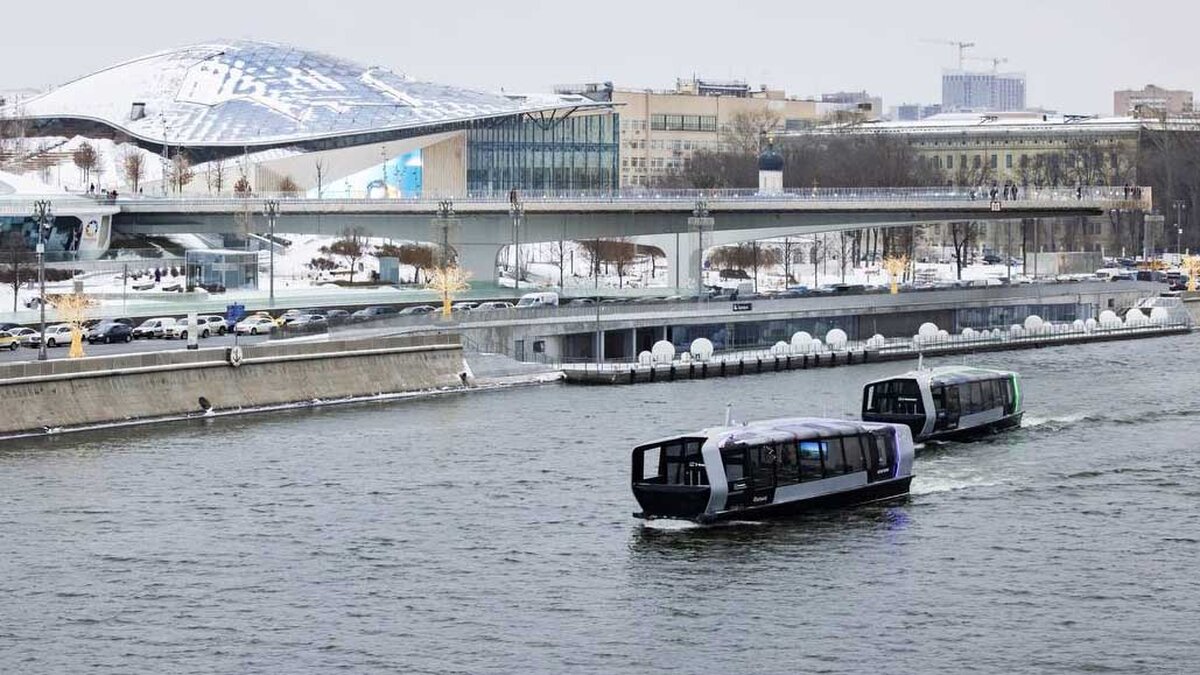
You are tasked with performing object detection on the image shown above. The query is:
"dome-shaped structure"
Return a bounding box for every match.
[11,40,606,150]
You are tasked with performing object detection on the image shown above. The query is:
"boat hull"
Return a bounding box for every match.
[697,476,913,523]
[922,411,1023,444]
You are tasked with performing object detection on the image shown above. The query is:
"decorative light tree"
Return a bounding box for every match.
[427,266,471,318]
[883,256,909,295]
[1180,255,1200,292]
[52,293,96,358]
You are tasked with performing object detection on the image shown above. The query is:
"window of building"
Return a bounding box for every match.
[990,154,998,168]
[1005,154,1013,168]
[973,155,981,168]
[946,155,954,169]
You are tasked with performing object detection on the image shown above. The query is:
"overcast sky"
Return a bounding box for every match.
[4,0,1194,115]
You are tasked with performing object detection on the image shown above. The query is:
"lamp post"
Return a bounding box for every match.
[509,198,524,290]
[1174,200,1187,256]
[32,200,52,361]
[263,199,279,306]
[688,198,713,300]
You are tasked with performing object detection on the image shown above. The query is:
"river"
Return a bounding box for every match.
[1,332,1198,674]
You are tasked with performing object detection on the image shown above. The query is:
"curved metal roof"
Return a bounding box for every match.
[12,40,605,147]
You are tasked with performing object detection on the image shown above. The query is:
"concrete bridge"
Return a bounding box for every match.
[2,187,1147,287]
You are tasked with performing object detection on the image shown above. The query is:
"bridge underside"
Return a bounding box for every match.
[113,207,1105,286]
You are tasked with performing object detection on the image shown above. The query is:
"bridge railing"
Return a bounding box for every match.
[63,185,1145,207]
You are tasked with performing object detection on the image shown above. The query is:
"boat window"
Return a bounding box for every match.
[777,443,799,486]
[637,447,662,482]
[722,448,746,482]
[750,444,776,487]
[842,435,867,473]
[798,441,823,481]
[946,386,960,415]
[866,379,923,415]
[967,382,984,414]
[870,430,895,475]
[823,438,847,477]
[661,441,706,486]
[931,386,945,413]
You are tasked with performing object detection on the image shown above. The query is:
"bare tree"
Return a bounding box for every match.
[169,151,195,193]
[233,173,252,196]
[809,238,824,287]
[73,142,99,185]
[1,231,32,313]
[723,110,782,155]
[206,158,227,194]
[319,228,368,283]
[314,158,327,199]
[277,175,300,196]
[949,221,980,279]
[121,150,145,193]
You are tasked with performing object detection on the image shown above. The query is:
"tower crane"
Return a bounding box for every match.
[919,38,976,69]
[965,55,1010,73]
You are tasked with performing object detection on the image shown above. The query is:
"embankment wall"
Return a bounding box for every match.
[0,334,463,436]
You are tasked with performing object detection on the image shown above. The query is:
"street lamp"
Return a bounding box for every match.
[263,199,279,306]
[509,198,524,290]
[688,199,713,299]
[1174,200,1188,256]
[32,200,52,361]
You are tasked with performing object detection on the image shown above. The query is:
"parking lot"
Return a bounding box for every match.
[0,332,271,362]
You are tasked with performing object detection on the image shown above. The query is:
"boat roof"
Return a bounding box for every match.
[864,365,1016,388]
[636,417,899,450]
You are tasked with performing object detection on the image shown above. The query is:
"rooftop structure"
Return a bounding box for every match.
[1114,84,1194,117]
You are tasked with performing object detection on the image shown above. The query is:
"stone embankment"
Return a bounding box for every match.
[0,334,464,438]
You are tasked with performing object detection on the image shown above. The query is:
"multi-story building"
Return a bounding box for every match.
[560,78,879,187]
[942,70,1026,112]
[892,103,943,122]
[1114,84,1193,117]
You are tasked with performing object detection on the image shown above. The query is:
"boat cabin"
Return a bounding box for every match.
[862,366,1022,442]
[631,418,914,522]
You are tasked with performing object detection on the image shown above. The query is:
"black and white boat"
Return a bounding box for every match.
[861,365,1023,443]
[631,417,914,522]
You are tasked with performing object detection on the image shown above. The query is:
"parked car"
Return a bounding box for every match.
[197,315,228,336]
[323,309,351,325]
[516,292,559,308]
[7,327,37,345]
[284,314,328,331]
[982,254,1003,265]
[350,306,399,322]
[133,317,177,339]
[29,324,74,348]
[399,305,437,315]
[567,298,596,306]
[87,322,133,344]
[0,330,21,351]
[0,322,22,332]
[473,301,515,311]
[234,316,276,335]
[451,302,478,312]
[165,317,214,340]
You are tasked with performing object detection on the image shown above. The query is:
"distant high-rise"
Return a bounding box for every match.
[1114,84,1193,117]
[942,70,1026,112]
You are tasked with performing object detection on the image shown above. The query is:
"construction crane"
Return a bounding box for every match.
[920,38,975,69]
[965,55,1010,73]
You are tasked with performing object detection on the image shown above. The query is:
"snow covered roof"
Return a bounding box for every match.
[785,112,1200,138]
[9,40,608,147]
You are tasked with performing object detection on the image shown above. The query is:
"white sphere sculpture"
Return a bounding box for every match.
[918,322,940,338]
[790,331,813,350]
[1124,308,1147,326]
[1084,318,1098,332]
[1010,326,1025,338]
[1023,315,1044,331]
[1072,319,1085,331]
[961,327,977,339]
[825,328,848,350]
[1150,307,1171,324]
[1099,310,1120,328]
[938,329,950,339]
[689,338,714,362]
[866,334,886,349]
[680,352,693,364]
[808,337,825,353]
[651,340,676,364]
[638,351,654,366]
[771,341,791,356]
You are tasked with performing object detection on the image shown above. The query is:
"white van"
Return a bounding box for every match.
[516,291,559,308]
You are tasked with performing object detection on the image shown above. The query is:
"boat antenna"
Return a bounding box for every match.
[724,403,733,426]
[918,352,925,371]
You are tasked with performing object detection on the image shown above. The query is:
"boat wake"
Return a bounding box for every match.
[639,519,702,532]
[911,476,1002,496]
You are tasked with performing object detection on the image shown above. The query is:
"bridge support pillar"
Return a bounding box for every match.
[457,243,504,288]
[633,232,703,296]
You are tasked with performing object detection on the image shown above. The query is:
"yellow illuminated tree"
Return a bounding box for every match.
[1180,255,1200,292]
[52,293,97,358]
[426,266,471,318]
[883,256,910,295]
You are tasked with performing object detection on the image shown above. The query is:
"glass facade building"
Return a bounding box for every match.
[185,249,259,291]
[466,113,619,193]
[0,216,84,252]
